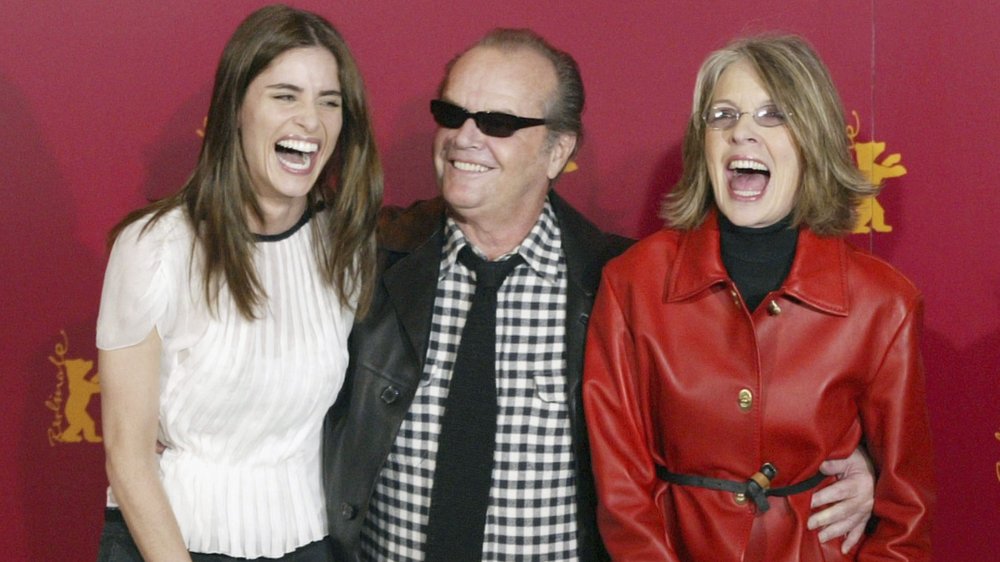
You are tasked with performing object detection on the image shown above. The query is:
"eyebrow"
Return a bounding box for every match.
[710,98,775,107]
[265,83,342,97]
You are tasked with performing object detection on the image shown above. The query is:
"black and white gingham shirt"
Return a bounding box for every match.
[360,200,578,561]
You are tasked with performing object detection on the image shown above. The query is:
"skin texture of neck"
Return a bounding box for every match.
[451,191,546,260]
[247,195,309,235]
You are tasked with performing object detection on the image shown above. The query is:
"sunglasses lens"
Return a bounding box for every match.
[431,100,545,138]
[430,100,468,128]
[477,114,518,138]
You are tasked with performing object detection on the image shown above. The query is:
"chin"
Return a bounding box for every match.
[720,207,767,228]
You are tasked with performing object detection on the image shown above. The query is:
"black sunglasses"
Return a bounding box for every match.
[430,99,547,138]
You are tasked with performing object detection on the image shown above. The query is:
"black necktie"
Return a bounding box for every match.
[424,246,525,561]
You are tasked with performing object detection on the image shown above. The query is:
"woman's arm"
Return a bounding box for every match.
[101,329,192,562]
[583,277,677,561]
[856,298,935,560]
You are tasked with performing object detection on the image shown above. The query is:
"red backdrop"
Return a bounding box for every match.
[2,1,996,559]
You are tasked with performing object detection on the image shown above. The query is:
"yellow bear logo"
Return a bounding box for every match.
[45,331,102,445]
[849,111,907,234]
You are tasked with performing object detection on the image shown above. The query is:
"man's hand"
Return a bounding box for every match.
[808,447,875,553]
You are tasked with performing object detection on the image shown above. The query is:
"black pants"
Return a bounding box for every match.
[96,509,334,562]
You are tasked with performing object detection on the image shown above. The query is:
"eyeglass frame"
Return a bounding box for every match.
[702,104,793,130]
[430,99,548,138]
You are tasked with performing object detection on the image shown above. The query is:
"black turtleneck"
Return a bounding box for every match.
[718,213,798,312]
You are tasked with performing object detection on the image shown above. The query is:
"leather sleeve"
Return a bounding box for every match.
[857,295,935,560]
[583,272,679,561]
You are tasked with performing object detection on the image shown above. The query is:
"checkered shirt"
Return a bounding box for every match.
[360,200,579,561]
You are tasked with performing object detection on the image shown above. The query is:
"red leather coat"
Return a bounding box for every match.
[583,212,933,561]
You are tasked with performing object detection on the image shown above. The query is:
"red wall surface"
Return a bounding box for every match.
[2,1,996,559]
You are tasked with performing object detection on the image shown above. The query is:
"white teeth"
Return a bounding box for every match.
[276,139,319,153]
[453,160,489,173]
[278,152,312,171]
[729,159,769,172]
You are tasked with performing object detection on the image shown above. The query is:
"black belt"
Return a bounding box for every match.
[656,463,827,513]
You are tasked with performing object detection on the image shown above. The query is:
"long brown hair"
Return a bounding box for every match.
[662,34,876,235]
[109,4,382,318]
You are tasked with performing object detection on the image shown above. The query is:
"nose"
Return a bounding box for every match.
[451,115,484,147]
[729,112,759,144]
[294,102,320,132]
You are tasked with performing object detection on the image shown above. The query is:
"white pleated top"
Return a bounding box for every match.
[96,207,353,558]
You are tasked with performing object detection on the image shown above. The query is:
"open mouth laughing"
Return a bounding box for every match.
[727,158,770,200]
[276,138,319,173]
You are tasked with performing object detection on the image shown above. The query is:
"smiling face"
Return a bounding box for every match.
[705,59,800,228]
[239,46,342,213]
[434,46,574,241]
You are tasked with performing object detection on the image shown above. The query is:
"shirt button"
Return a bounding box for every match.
[767,300,782,316]
[340,502,357,520]
[733,492,749,505]
[730,289,740,307]
[738,388,753,412]
[380,386,400,404]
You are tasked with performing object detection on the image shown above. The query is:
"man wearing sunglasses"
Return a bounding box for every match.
[324,29,876,562]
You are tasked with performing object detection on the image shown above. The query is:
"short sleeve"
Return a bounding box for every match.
[96,211,188,350]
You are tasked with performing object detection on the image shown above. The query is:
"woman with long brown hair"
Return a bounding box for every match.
[95,5,381,561]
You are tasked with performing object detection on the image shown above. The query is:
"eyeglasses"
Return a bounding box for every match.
[430,99,547,138]
[702,104,791,130]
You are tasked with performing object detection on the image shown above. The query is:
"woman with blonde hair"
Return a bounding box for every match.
[585,35,933,560]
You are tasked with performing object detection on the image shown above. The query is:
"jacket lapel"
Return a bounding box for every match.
[383,226,444,373]
[550,191,610,398]
[782,229,850,316]
[666,210,850,316]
